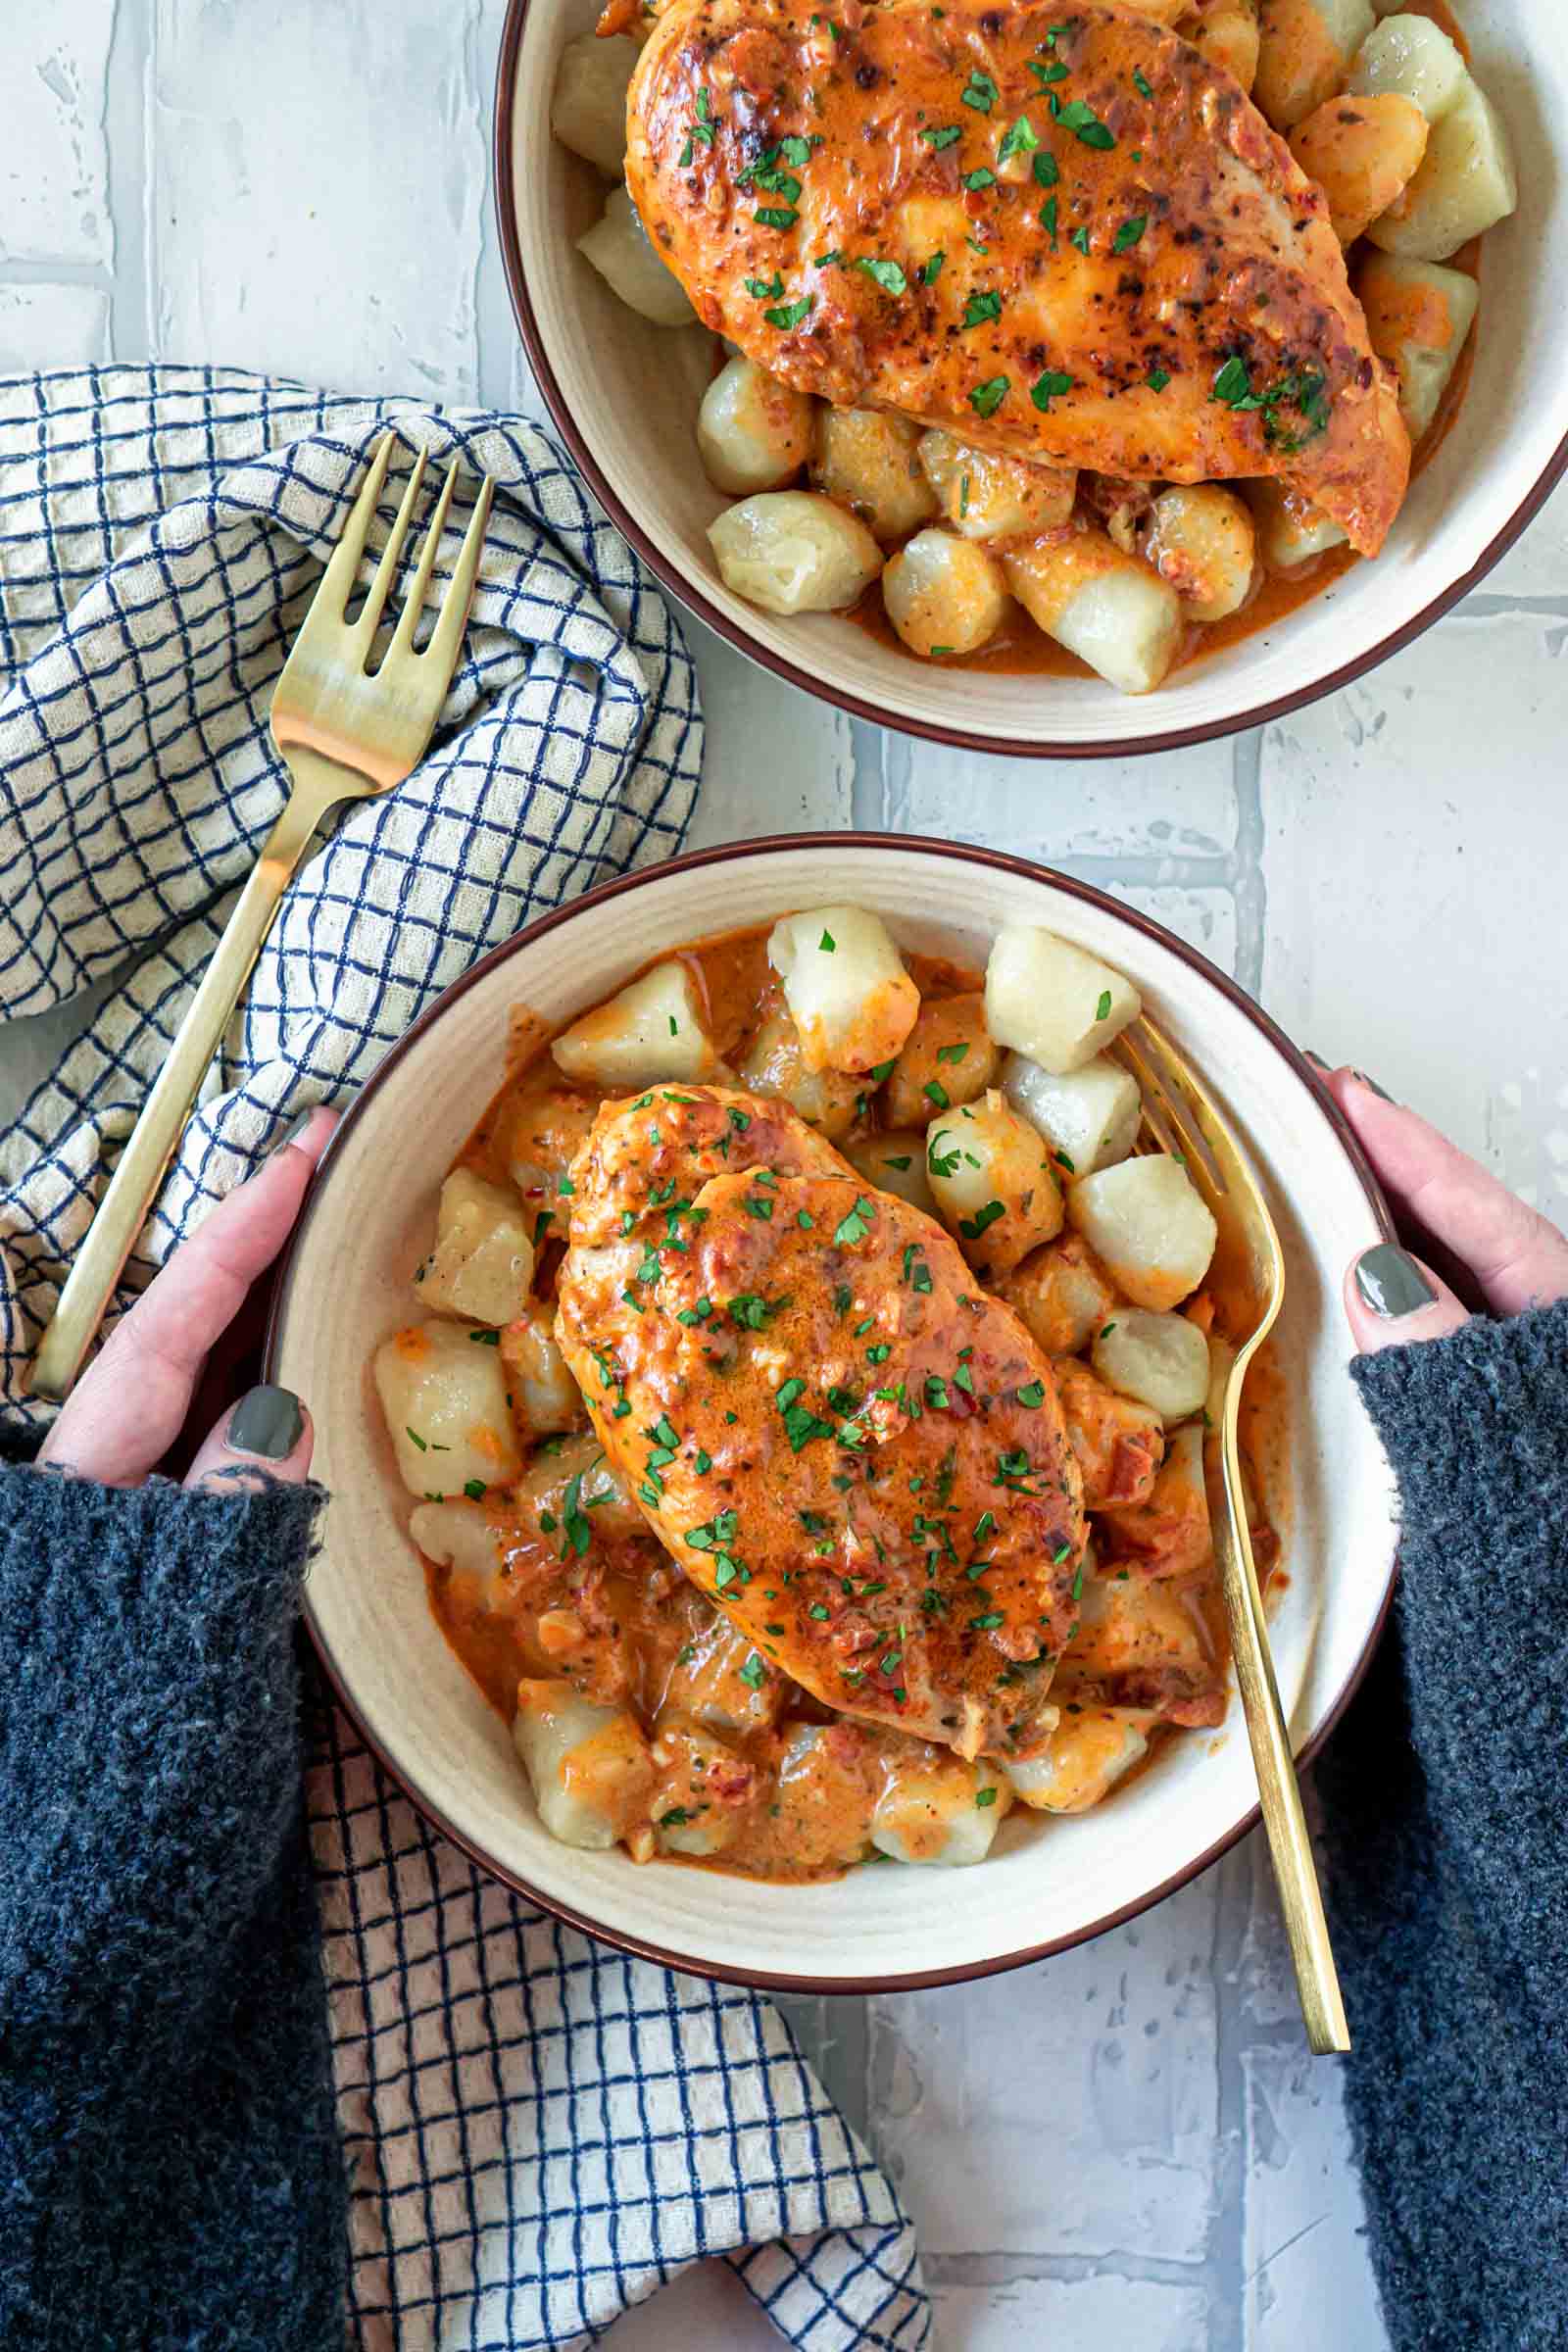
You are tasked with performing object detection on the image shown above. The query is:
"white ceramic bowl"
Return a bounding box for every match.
[495,0,1568,758]
[269,836,1397,1989]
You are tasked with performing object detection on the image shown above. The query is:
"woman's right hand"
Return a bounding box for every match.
[1317,1064,1568,1354]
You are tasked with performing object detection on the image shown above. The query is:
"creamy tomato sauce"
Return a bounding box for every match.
[415,924,1284,1881]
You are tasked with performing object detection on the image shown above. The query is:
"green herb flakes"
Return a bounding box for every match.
[968,374,1009,418]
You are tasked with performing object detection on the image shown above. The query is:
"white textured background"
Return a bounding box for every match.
[4,4,1565,2346]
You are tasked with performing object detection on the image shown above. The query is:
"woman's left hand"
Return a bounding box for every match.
[34,1106,337,1491]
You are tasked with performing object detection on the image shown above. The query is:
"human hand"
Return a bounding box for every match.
[1316,1064,1568,1354]
[34,1107,337,1490]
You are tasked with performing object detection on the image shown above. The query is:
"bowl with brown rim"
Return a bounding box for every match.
[267,835,1396,1988]
[494,0,1567,759]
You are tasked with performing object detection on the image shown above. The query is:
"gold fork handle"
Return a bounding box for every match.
[1212,1413,1350,2055]
[28,764,345,1402]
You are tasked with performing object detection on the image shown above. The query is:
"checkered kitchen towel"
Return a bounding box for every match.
[0,367,929,2349]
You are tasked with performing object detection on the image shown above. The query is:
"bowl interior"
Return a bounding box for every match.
[271,841,1394,1987]
[503,0,1567,753]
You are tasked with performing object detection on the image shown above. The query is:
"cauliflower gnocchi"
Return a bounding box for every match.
[383,908,1284,1882]
[916,430,1077,543]
[1357,250,1480,442]
[811,408,937,542]
[577,186,697,325]
[881,530,1008,659]
[551,32,639,176]
[708,491,882,615]
[1004,529,1185,697]
[1143,485,1257,621]
[1366,72,1517,261]
[698,356,814,495]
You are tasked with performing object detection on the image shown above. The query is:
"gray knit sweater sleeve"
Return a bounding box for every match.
[1315,1300,1568,2352]
[0,1452,346,2352]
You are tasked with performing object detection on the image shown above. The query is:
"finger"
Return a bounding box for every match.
[38,1107,337,1487]
[1326,1070,1568,1318]
[1345,1242,1472,1356]
[183,1383,314,1494]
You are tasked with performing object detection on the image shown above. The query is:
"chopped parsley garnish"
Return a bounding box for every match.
[856,256,907,294]
[660,1806,692,1828]
[756,205,799,231]
[1040,194,1059,245]
[765,295,813,330]
[959,1200,1004,1239]
[833,1197,876,1246]
[1133,66,1154,100]
[1211,359,1331,446]
[936,1042,970,1063]
[969,1610,1004,1631]
[778,133,813,166]
[1096,988,1113,1020]
[1031,368,1073,413]
[728,1106,751,1131]
[1016,1381,1046,1408]
[1112,215,1148,252]
[738,1654,767,1690]
[405,1427,426,1451]
[814,248,845,267]
[928,1132,959,1178]
[809,1602,832,1621]
[918,250,946,284]
[560,1462,596,1558]
[819,926,836,950]
[1034,150,1059,189]
[744,1193,775,1220]
[920,123,962,149]
[924,1079,951,1110]
[1148,366,1171,392]
[961,69,999,113]
[960,166,997,191]
[1027,58,1068,88]
[968,374,1009,418]
[1054,96,1115,148]
[463,1478,487,1500]
[975,1786,999,1807]
[1069,224,1091,256]
[961,289,1002,328]
[997,114,1039,164]
[467,1327,500,1345]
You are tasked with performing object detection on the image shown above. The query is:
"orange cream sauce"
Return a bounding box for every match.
[427,925,1288,1877]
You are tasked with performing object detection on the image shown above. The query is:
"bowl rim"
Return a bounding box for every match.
[493,0,1568,761]
[267,829,1401,1991]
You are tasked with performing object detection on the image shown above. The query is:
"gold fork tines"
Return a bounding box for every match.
[1115,1016,1350,2058]
[29,433,495,1402]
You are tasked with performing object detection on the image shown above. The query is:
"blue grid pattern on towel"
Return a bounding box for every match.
[0,365,931,2348]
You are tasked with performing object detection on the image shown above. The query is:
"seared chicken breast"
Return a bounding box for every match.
[626,0,1409,551]
[557,1085,1088,1760]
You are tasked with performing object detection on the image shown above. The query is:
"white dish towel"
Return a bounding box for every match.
[0,366,929,2350]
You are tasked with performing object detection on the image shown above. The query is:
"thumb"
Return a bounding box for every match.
[182,1382,315,1494]
[1344,1241,1472,1357]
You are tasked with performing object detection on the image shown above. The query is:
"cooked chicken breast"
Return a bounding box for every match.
[557,1085,1088,1760]
[625,0,1409,552]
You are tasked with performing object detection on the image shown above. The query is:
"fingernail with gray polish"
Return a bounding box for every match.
[1354,1245,1438,1318]
[1351,1068,1395,1102]
[227,1383,304,1458]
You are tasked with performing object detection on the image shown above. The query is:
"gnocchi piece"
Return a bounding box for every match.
[845,1129,942,1217]
[925,1091,1064,1277]
[916,429,1077,543]
[1067,1156,1218,1312]
[881,530,1008,659]
[985,924,1142,1076]
[516,1431,642,1539]
[1142,485,1257,622]
[766,1723,877,1873]
[885,992,1000,1127]
[409,1497,508,1592]
[1246,479,1348,569]
[1001,1051,1143,1178]
[1094,1307,1213,1424]
[551,958,717,1089]
[1004,1709,1155,1813]
[659,1607,788,1737]
[550,32,639,177]
[500,1307,585,1437]
[1288,91,1429,245]
[1357,251,1480,444]
[871,1751,1013,1865]
[577,186,697,326]
[1254,0,1376,132]
[650,1721,757,1856]
[1348,13,1467,122]
[997,1231,1117,1357]
[767,905,919,1074]
[374,1318,524,1496]
[1054,1360,1165,1508]
[1366,73,1517,263]
[812,407,938,542]
[1004,528,1183,697]
[513,1679,655,1852]
[1098,1423,1213,1579]
[737,999,863,1140]
[1179,0,1261,91]
[415,1167,536,1327]
[1058,1560,1222,1722]
[709,490,883,615]
[697,357,814,496]
[502,1081,600,1215]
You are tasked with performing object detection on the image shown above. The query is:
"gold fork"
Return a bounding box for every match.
[29,432,495,1402]
[1115,1015,1350,2057]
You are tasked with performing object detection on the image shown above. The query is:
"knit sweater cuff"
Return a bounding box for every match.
[1350,1299,1568,1540]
